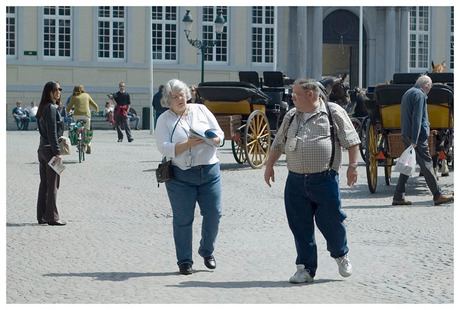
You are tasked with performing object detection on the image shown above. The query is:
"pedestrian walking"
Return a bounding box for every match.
[155,79,225,275]
[110,82,133,142]
[392,75,453,206]
[264,78,360,283]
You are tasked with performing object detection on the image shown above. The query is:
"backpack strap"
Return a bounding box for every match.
[283,112,296,143]
[325,102,335,170]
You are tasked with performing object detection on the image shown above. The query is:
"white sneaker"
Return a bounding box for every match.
[335,254,352,277]
[289,264,314,283]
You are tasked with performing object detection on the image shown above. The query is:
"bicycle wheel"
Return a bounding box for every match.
[78,132,84,163]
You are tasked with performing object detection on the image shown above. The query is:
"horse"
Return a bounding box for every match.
[432,60,446,73]
[347,87,368,117]
[430,60,451,178]
[318,73,351,110]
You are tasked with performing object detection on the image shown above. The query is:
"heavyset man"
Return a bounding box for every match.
[264,78,360,283]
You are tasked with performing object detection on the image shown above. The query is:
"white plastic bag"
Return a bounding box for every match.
[394,145,416,176]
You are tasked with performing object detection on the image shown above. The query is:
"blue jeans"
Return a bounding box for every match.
[129,116,140,129]
[165,163,222,266]
[284,170,348,277]
[15,116,30,130]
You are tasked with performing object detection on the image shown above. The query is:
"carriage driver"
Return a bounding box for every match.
[264,78,360,283]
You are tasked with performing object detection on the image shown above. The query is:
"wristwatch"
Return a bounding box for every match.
[349,162,358,168]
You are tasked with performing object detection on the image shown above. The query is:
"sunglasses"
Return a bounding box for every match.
[56,88,62,92]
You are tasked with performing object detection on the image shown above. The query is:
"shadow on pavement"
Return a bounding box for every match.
[166,278,341,288]
[143,163,253,172]
[7,222,41,227]
[43,271,180,281]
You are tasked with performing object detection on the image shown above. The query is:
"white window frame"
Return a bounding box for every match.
[409,6,430,70]
[43,6,72,60]
[202,6,228,64]
[151,6,178,63]
[251,6,275,64]
[97,6,126,61]
[6,6,17,58]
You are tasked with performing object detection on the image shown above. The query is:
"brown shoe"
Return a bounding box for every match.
[434,194,454,206]
[392,199,412,206]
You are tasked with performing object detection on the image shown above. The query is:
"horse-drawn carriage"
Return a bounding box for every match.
[197,71,291,168]
[363,72,454,193]
[197,71,351,169]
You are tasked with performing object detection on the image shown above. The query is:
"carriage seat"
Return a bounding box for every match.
[374,84,412,106]
[198,81,268,102]
[239,71,261,88]
[198,81,270,115]
[263,71,285,88]
[374,83,453,129]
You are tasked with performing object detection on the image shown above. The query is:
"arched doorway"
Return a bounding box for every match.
[323,9,367,88]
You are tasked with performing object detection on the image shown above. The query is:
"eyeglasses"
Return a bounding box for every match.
[56,88,62,92]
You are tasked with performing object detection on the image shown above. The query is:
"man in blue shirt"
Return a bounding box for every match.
[12,101,30,130]
[392,75,453,206]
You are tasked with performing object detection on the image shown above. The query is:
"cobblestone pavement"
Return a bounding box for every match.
[5,130,455,304]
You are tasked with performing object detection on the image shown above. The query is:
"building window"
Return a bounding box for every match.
[409,6,429,70]
[6,6,16,57]
[450,6,454,70]
[98,6,125,59]
[202,6,227,63]
[151,6,177,61]
[43,6,71,58]
[252,6,274,64]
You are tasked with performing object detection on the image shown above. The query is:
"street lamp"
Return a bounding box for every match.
[182,10,226,84]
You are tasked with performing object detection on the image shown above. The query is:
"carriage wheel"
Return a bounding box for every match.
[231,137,247,164]
[365,123,378,193]
[244,110,271,169]
[384,156,392,185]
[359,117,370,162]
[350,117,362,135]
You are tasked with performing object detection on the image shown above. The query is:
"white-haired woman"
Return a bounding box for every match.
[155,79,225,275]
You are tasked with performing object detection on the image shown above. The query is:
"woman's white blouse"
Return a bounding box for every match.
[155,104,225,170]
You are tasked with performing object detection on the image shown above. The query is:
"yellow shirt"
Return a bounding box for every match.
[67,93,99,117]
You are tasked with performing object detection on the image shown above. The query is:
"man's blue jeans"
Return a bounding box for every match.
[129,116,140,129]
[284,170,348,277]
[165,163,222,266]
[15,116,30,130]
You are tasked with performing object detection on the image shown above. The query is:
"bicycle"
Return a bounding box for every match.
[68,120,93,163]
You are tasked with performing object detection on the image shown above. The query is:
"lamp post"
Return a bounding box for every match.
[182,10,226,84]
